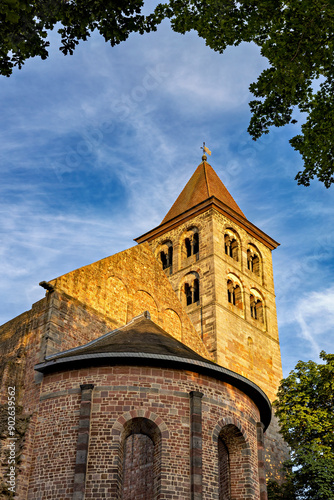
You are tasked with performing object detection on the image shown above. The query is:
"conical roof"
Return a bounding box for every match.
[161,160,245,225]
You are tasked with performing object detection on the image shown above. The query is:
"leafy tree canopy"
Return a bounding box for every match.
[273,351,334,500]
[267,474,297,500]
[0,0,162,75]
[1,1,334,186]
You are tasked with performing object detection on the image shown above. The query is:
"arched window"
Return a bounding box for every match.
[218,424,248,500]
[218,438,230,499]
[193,278,200,303]
[168,246,173,268]
[227,280,235,305]
[185,237,192,258]
[121,418,161,499]
[183,273,200,306]
[159,241,173,270]
[160,251,168,269]
[185,282,192,306]
[123,434,154,499]
[193,232,199,254]
[182,228,199,260]
[224,233,239,262]
[247,249,260,276]
[227,279,243,309]
[250,294,263,323]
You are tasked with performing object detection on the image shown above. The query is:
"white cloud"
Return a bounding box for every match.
[0,205,136,325]
[281,287,334,358]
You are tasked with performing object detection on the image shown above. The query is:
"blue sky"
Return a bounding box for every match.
[1,14,334,378]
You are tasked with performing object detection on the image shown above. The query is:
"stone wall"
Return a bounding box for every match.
[0,206,288,496]
[147,207,282,403]
[146,207,289,481]
[0,242,212,498]
[0,291,117,498]
[0,299,48,498]
[48,243,210,359]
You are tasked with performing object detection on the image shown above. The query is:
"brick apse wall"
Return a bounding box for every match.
[27,364,268,500]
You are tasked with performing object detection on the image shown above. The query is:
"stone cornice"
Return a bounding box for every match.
[34,351,271,430]
[135,197,279,251]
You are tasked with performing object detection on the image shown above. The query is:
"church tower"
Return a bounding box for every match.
[136,155,283,404]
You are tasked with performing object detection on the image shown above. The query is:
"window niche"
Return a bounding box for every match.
[218,424,248,500]
[227,279,243,310]
[122,434,154,500]
[247,247,261,277]
[183,273,200,307]
[159,241,173,273]
[218,437,230,499]
[182,228,199,262]
[121,418,161,500]
[224,232,239,262]
[250,293,264,323]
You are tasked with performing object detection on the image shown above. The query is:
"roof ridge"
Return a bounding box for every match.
[44,311,187,362]
[203,161,211,198]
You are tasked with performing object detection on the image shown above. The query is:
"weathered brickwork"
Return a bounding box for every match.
[0,300,45,405]
[147,210,216,350]
[27,365,263,499]
[122,433,154,499]
[0,298,49,497]
[0,245,211,498]
[38,290,118,358]
[29,389,81,499]
[263,414,290,481]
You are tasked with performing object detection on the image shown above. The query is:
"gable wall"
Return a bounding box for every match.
[48,242,210,359]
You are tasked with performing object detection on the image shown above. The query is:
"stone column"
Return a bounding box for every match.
[72,384,94,500]
[190,391,204,500]
[257,422,268,500]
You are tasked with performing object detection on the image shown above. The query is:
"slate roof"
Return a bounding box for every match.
[34,312,272,429]
[43,311,206,362]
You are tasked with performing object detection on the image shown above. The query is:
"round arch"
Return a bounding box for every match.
[111,411,169,499]
[178,270,201,307]
[247,243,262,278]
[179,226,200,262]
[212,418,255,500]
[223,227,242,263]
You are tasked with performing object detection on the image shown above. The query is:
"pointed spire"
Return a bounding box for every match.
[135,158,278,250]
[161,160,245,225]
